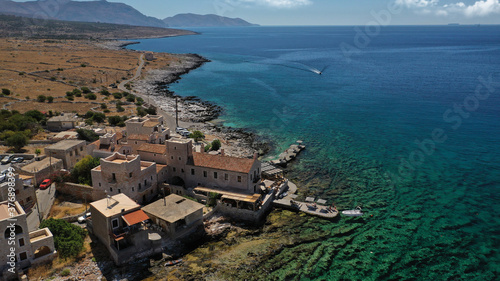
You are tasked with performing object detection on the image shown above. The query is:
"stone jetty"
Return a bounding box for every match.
[271,140,306,167]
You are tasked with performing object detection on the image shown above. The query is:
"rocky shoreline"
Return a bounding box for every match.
[131,52,271,158]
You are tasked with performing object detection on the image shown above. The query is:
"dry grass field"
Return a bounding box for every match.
[0,38,181,117]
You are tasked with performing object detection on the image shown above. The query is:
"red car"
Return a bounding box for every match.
[39,179,52,190]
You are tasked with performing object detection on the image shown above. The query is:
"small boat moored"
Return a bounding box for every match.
[342,206,363,217]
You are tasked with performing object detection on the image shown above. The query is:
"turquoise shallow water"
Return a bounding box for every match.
[129,26,500,280]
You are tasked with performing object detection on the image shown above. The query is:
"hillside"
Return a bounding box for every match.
[0,15,195,39]
[0,0,166,28]
[164,13,258,27]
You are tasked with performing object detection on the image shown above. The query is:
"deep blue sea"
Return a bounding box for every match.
[129,26,500,280]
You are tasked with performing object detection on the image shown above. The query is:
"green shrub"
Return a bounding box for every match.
[100,103,107,109]
[47,96,54,103]
[116,105,124,112]
[60,268,70,276]
[112,92,122,99]
[39,219,86,258]
[37,95,46,102]
[85,93,97,100]
[76,128,98,142]
[189,131,205,142]
[107,115,122,126]
[66,96,74,101]
[211,139,221,151]
[81,87,91,94]
[126,95,136,103]
[100,89,110,96]
[204,143,211,152]
[1,89,11,95]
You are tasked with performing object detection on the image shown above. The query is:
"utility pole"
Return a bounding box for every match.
[175,97,179,128]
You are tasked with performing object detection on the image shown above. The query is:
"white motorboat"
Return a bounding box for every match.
[342,206,363,217]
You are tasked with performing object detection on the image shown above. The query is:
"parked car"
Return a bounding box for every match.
[175,127,186,134]
[11,157,24,163]
[0,172,5,182]
[39,179,52,190]
[1,155,14,165]
[78,212,91,224]
[180,130,191,137]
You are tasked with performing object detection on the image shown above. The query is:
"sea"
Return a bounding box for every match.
[128,26,500,280]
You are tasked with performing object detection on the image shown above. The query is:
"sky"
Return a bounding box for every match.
[13,0,500,25]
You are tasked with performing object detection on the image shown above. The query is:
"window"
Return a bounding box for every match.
[154,153,157,157]
[112,218,119,229]
[174,146,177,150]
[69,151,73,156]
[19,238,25,247]
[139,183,142,190]
[173,167,176,172]
[171,156,174,160]
[129,172,132,178]
[118,189,121,193]
[225,174,228,181]
[237,176,242,183]
[203,171,207,177]
[99,183,101,187]
[214,172,218,179]
[80,147,83,151]
[144,180,147,186]
[151,176,153,180]
[250,174,253,180]
[181,169,184,173]
[112,173,116,181]
[110,188,113,192]
[191,169,195,175]
[132,187,135,191]
[19,252,27,261]
[135,141,138,144]
[179,157,181,161]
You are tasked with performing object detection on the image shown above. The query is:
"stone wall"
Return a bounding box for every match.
[215,193,274,223]
[56,182,106,201]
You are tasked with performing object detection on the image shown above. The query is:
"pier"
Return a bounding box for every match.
[273,181,339,219]
[270,140,305,167]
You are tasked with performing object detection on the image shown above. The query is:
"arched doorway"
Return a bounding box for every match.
[34,246,52,259]
[4,225,23,238]
[172,176,185,187]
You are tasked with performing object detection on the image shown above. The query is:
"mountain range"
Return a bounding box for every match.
[0,0,257,28]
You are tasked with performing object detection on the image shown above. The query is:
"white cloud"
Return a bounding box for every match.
[239,0,312,8]
[462,0,500,17]
[399,0,500,17]
[395,0,439,8]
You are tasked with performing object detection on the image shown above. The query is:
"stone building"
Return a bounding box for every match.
[0,174,36,213]
[20,158,63,186]
[0,201,55,280]
[46,113,80,132]
[141,194,204,239]
[91,153,158,204]
[87,132,131,158]
[163,138,262,193]
[124,115,170,148]
[88,194,160,265]
[44,140,87,170]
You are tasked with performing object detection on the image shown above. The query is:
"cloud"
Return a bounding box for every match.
[238,0,312,8]
[395,0,439,8]
[399,0,500,17]
[462,0,500,17]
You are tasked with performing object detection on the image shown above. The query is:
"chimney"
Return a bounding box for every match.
[253,152,258,160]
[221,149,225,156]
[200,143,205,153]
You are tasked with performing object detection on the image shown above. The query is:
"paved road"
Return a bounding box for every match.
[118,53,145,94]
[27,183,56,231]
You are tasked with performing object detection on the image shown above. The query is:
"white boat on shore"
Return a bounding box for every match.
[342,206,363,217]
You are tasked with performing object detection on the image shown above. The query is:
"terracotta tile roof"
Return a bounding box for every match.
[122,209,150,226]
[143,121,159,127]
[137,143,166,154]
[127,134,150,141]
[89,140,123,153]
[156,164,167,173]
[191,152,256,174]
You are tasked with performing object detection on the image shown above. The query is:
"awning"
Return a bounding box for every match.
[122,209,149,226]
[305,197,315,202]
[317,199,327,205]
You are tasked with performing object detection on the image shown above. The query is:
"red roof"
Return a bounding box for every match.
[191,152,256,174]
[121,209,149,226]
[128,134,150,141]
[137,143,166,154]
